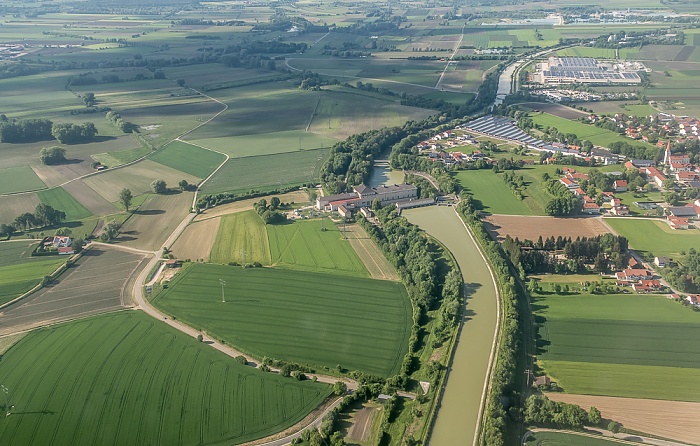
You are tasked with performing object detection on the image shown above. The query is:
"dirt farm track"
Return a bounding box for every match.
[546,393,700,445]
[484,215,611,242]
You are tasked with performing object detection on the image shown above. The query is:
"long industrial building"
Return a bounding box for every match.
[532,57,641,85]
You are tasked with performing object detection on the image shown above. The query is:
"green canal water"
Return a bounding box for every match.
[403,205,498,446]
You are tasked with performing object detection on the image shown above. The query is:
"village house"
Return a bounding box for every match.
[611,204,630,215]
[613,179,628,192]
[632,279,663,293]
[559,177,579,191]
[655,256,671,267]
[645,166,666,188]
[616,268,654,282]
[582,202,600,214]
[668,216,690,230]
[686,295,700,306]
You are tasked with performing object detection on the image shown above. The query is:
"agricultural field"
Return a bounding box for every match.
[119,192,194,252]
[0,311,331,445]
[209,210,271,265]
[528,112,657,150]
[454,170,532,215]
[61,180,118,217]
[524,432,623,446]
[82,160,200,202]
[484,215,611,242]
[535,292,700,402]
[0,194,42,226]
[36,187,92,221]
[152,263,412,377]
[149,141,226,179]
[344,224,399,281]
[0,247,146,336]
[0,166,46,194]
[605,218,700,258]
[91,145,151,168]
[268,219,369,277]
[0,241,63,306]
[546,393,700,445]
[170,218,221,262]
[200,149,328,195]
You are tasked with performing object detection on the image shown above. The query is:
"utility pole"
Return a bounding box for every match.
[242,249,246,268]
[219,279,226,303]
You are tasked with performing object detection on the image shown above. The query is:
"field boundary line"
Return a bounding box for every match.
[452,206,502,446]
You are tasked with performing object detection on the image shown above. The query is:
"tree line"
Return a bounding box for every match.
[660,248,700,293]
[0,117,98,144]
[2,203,66,233]
[544,179,581,216]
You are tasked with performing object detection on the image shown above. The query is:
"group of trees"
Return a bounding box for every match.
[5,203,66,233]
[51,122,98,144]
[544,180,581,216]
[253,197,286,224]
[661,248,700,293]
[151,179,167,194]
[0,117,53,143]
[503,234,629,276]
[106,110,135,133]
[525,395,602,430]
[39,146,67,165]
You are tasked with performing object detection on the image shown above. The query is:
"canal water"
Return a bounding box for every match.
[403,206,498,446]
[368,162,404,188]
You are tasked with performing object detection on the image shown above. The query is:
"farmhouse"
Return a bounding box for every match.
[53,236,72,248]
[582,202,601,214]
[632,279,663,293]
[316,184,418,211]
[611,204,630,216]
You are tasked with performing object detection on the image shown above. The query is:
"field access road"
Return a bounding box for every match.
[404,205,500,446]
[523,428,690,446]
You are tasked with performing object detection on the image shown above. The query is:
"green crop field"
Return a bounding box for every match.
[606,218,700,257]
[268,219,369,276]
[37,187,92,221]
[153,264,412,376]
[200,149,328,195]
[210,210,271,265]
[0,312,330,445]
[535,292,700,401]
[455,170,533,215]
[0,258,64,305]
[526,432,623,446]
[529,112,657,150]
[0,241,40,268]
[149,141,226,179]
[91,145,151,168]
[0,166,46,194]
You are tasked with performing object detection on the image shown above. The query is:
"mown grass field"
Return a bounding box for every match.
[0,258,64,306]
[529,112,657,150]
[525,432,623,446]
[153,263,411,376]
[606,218,700,257]
[200,149,328,195]
[535,293,700,401]
[0,194,41,226]
[149,141,226,179]
[0,166,46,194]
[0,312,330,445]
[37,187,92,221]
[209,210,271,265]
[91,145,151,168]
[268,219,369,277]
[0,241,40,268]
[454,170,533,215]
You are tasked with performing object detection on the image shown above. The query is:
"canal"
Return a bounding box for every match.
[403,205,499,446]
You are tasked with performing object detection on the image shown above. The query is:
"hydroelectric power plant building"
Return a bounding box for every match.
[532,57,642,85]
[316,184,418,211]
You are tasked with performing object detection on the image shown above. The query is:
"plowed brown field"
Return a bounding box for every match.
[546,393,700,445]
[484,215,610,242]
[171,217,221,262]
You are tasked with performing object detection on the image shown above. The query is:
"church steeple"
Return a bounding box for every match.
[664,140,671,166]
